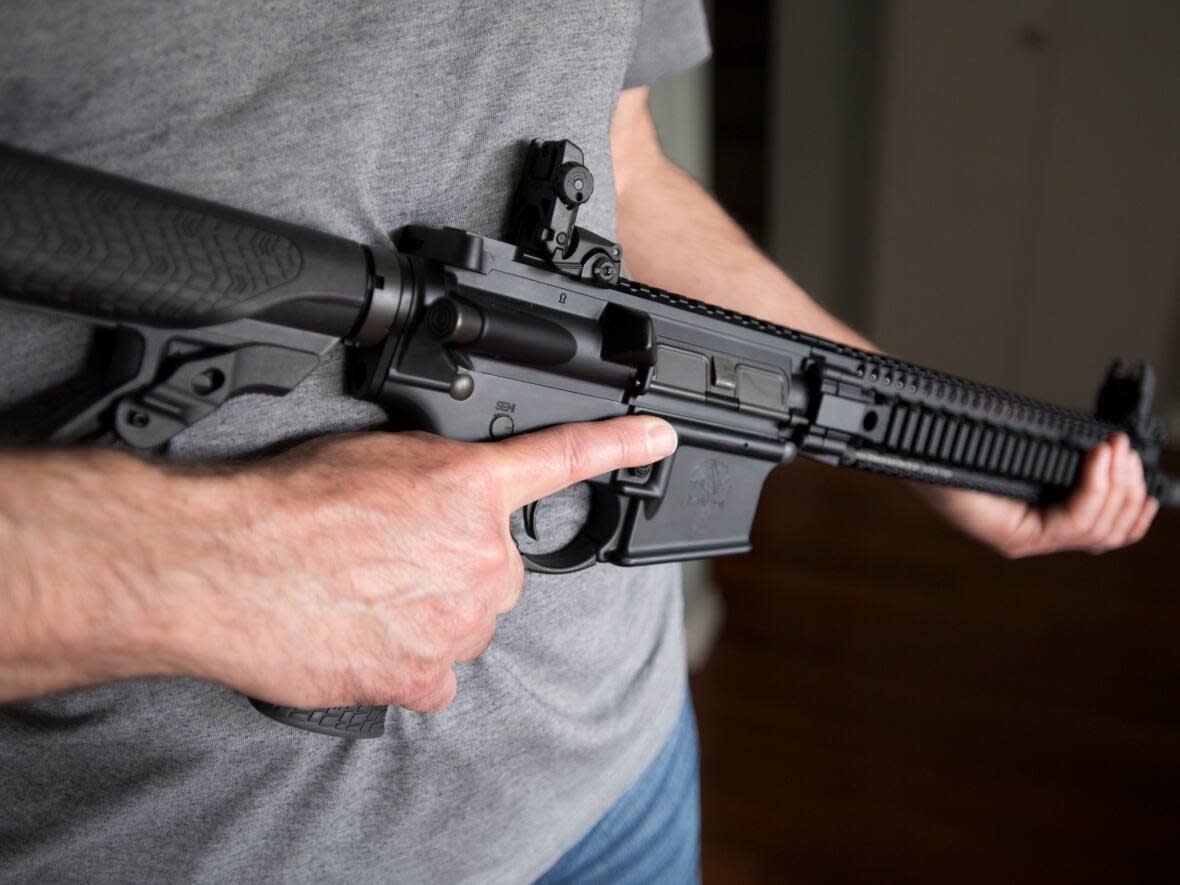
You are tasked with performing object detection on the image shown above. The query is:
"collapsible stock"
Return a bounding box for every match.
[0,144,372,337]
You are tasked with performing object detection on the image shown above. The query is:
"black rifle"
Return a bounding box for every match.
[1,140,1176,738]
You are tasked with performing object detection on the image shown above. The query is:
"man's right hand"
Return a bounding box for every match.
[0,416,678,712]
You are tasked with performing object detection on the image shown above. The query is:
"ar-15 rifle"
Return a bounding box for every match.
[1,139,1176,739]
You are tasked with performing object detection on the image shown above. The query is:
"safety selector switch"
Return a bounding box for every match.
[490,415,515,438]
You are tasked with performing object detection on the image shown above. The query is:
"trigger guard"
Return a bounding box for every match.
[519,536,600,574]
[517,484,623,575]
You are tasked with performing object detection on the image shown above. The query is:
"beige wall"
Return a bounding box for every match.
[866,0,1179,426]
[766,1,1178,433]
[768,0,882,329]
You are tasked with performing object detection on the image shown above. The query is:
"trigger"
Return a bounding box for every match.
[522,500,540,541]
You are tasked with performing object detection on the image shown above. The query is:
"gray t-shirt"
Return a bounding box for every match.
[0,2,710,883]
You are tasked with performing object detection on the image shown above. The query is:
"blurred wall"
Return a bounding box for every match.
[767,0,1179,429]
[768,0,882,330]
[868,0,1180,420]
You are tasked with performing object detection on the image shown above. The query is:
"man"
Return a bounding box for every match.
[0,1,1156,882]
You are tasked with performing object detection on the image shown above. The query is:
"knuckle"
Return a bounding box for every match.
[556,426,596,480]
[996,544,1020,560]
[474,535,515,581]
[468,614,499,658]
[404,658,433,690]
[433,689,458,713]
[454,610,498,662]
[431,592,490,651]
[608,424,639,467]
[447,594,485,640]
[472,591,498,637]
[1133,478,1148,503]
[1122,492,1144,517]
[1090,530,1121,552]
[477,607,499,644]
[1066,514,1094,540]
[429,671,459,711]
[1121,503,1143,530]
[459,449,504,502]
[1085,525,1110,547]
[500,562,526,610]
[404,659,447,702]
[1120,467,1139,493]
[420,439,496,495]
[508,538,526,582]
[476,544,520,583]
[1016,547,1038,560]
[473,587,496,627]
[1009,534,1047,559]
[496,537,526,595]
[423,663,456,699]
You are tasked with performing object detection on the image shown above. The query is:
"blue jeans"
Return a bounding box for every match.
[536,694,701,884]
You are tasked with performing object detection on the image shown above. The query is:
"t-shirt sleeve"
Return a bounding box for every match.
[623,0,712,88]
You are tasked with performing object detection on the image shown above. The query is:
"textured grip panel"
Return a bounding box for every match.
[0,145,300,323]
[249,699,387,739]
[0,143,370,335]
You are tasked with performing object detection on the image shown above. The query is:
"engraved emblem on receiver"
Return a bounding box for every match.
[687,458,732,536]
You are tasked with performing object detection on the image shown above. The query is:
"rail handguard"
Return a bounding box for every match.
[1,139,1175,739]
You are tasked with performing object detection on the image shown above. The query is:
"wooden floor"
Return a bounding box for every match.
[693,454,1180,884]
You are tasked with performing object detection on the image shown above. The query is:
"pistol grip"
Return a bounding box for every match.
[249,698,387,738]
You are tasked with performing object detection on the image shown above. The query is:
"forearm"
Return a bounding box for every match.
[612,94,874,351]
[0,450,193,701]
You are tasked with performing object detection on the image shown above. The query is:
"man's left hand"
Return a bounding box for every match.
[920,433,1159,557]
